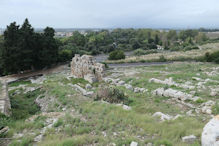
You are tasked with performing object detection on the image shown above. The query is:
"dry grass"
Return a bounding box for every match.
[105,43,219,63]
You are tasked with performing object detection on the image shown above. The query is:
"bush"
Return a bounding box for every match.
[159,55,167,62]
[133,49,158,56]
[134,49,146,56]
[108,50,125,60]
[58,49,73,62]
[95,86,129,104]
[184,45,199,51]
[205,51,219,64]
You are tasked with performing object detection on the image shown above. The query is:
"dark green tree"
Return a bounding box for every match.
[19,18,35,70]
[39,27,58,67]
[1,22,21,74]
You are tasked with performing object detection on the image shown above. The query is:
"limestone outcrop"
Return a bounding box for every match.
[202,115,219,146]
[71,54,105,83]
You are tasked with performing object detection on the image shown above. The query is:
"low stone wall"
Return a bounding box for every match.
[71,54,105,83]
[0,81,11,116]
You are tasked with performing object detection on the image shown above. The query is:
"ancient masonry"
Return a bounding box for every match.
[0,81,11,116]
[71,54,105,83]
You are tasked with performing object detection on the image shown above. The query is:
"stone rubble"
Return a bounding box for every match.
[30,75,46,84]
[198,100,215,115]
[149,77,195,90]
[204,67,219,76]
[0,126,9,135]
[130,141,138,146]
[103,77,148,94]
[35,95,57,112]
[85,84,92,90]
[152,88,198,101]
[152,112,182,121]
[182,135,197,143]
[202,115,219,146]
[71,54,105,83]
[71,84,94,97]
[116,104,132,110]
[33,118,58,142]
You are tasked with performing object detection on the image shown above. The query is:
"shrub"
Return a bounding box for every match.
[184,45,199,51]
[58,49,73,62]
[91,50,101,55]
[133,49,158,56]
[205,51,219,64]
[159,55,167,62]
[134,49,146,56]
[95,86,128,104]
[108,50,125,60]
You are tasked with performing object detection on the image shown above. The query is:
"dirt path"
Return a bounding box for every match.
[108,62,173,68]
[0,61,173,83]
[0,64,68,83]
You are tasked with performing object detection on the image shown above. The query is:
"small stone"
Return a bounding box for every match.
[85,84,92,89]
[134,87,140,93]
[123,105,131,110]
[182,135,196,143]
[125,84,133,90]
[34,134,43,142]
[130,141,138,146]
[153,112,173,121]
[146,143,153,146]
[186,110,194,116]
[118,80,125,85]
[210,91,217,97]
[189,91,196,95]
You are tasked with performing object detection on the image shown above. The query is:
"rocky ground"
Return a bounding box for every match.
[0,62,219,146]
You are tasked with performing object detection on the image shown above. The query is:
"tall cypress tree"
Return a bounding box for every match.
[2,22,21,74]
[39,27,58,67]
[19,18,35,70]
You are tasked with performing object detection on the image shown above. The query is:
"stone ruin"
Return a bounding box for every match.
[71,54,105,83]
[0,81,11,116]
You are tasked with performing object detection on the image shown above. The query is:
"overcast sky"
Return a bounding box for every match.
[1,0,219,28]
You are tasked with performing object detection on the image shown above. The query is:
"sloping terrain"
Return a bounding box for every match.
[0,62,219,146]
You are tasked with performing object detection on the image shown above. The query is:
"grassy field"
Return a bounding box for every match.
[105,43,219,64]
[1,62,219,146]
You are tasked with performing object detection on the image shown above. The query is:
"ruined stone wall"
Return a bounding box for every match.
[0,81,11,116]
[71,54,105,83]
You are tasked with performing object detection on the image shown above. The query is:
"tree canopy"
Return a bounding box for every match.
[0,19,59,74]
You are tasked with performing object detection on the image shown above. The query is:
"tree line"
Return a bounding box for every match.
[0,19,211,75]
[58,28,208,60]
[0,19,58,75]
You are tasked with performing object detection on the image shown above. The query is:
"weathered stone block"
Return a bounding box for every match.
[71,54,105,83]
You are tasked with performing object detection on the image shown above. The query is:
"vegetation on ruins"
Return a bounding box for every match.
[1,62,218,145]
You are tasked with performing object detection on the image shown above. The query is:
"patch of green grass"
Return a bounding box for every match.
[53,118,63,127]
[10,136,33,146]
[212,102,219,115]
[9,80,31,87]
[9,88,44,120]
[38,134,102,146]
